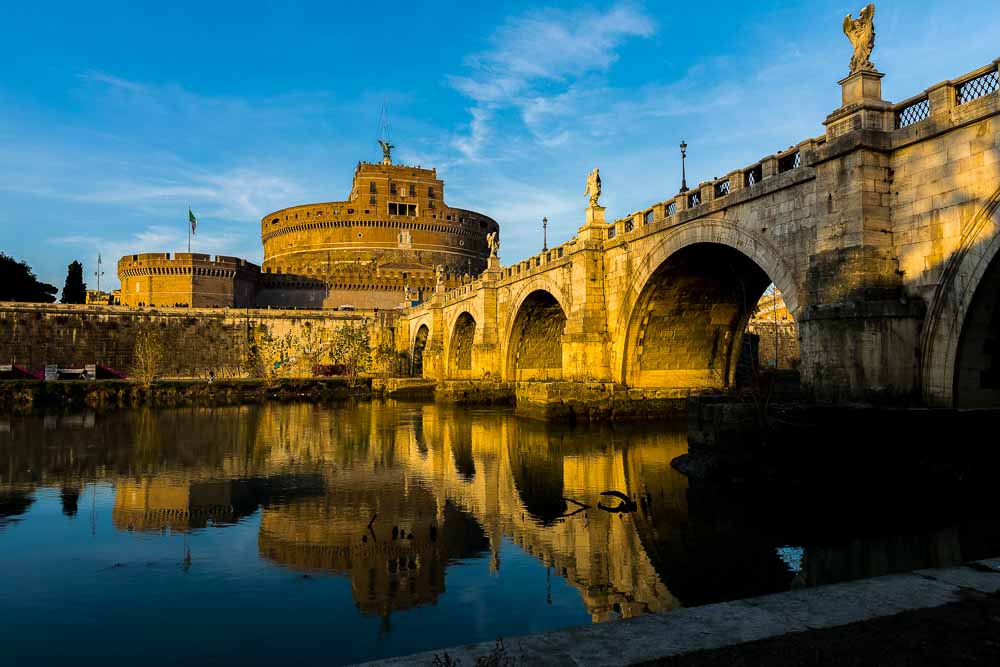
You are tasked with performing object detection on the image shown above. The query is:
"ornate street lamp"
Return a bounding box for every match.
[679,140,689,193]
[542,217,548,252]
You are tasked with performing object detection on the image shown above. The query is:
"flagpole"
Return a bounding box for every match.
[188,206,191,253]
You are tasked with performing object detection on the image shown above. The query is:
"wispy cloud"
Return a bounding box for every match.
[447,2,656,161]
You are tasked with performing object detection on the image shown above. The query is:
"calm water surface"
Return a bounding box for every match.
[1,402,997,664]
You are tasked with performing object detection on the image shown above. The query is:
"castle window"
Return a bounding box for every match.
[369,194,376,205]
[369,181,376,193]
[409,184,416,196]
[389,203,417,216]
[390,183,397,195]
[347,208,354,214]
[428,201,435,210]
[271,218,279,225]
[428,187,435,199]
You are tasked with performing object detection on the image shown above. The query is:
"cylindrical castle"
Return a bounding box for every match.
[259,161,499,308]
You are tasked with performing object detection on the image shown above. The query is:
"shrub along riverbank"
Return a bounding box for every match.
[0,377,373,412]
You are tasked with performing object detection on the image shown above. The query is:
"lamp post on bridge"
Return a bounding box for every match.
[542,217,548,252]
[679,140,689,193]
[94,254,105,293]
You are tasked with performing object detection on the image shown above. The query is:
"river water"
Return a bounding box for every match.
[1,401,997,664]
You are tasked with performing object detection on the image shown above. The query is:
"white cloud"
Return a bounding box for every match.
[447,2,657,160]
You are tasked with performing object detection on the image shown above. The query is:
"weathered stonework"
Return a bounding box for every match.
[0,302,386,377]
[401,58,1000,409]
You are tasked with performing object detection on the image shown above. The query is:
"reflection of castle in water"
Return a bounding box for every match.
[4,403,997,623]
[246,403,687,621]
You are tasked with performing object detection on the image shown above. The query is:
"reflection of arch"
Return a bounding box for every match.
[412,324,430,376]
[448,312,476,376]
[922,186,1000,407]
[505,290,568,381]
[621,243,772,388]
[507,427,566,526]
[615,220,802,388]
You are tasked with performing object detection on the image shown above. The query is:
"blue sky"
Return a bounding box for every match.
[1,0,997,291]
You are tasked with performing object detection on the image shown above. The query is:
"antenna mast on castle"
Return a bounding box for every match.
[377,100,394,165]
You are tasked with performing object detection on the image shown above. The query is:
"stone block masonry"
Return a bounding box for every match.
[0,303,383,378]
[401,57,1000,410]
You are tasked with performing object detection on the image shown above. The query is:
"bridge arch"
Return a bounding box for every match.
[504,285,569,382]
[921,186,1000,407]
[615,219,803,389]
[411,323,430,376]
[447,311,477,377]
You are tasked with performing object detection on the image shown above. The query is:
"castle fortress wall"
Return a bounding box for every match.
[117,253,260,308]
[0,302,382,377]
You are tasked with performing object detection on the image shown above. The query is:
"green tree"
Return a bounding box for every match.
[61,260,87,304]
[0,253,58,303]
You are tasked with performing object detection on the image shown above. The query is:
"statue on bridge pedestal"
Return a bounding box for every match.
[486,231,500,258]
[843,4,876,74]
[585,168,602,207]
[435,264,445,289]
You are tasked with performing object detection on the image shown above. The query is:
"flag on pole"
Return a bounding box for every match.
[188,208,198,235]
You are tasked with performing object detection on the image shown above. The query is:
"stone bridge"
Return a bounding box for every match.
[400,59,1000,410]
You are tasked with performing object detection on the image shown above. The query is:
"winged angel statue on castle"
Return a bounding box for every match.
[843,3,876,74]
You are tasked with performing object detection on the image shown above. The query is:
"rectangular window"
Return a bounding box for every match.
[369,194,376,205]
[428,187,435,199]
[409,184,416,196]
[390,183,397,195]
[389,203,417,216]
[369,181,376,193]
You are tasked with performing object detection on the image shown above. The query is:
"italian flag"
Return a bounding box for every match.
[189,208,198,235]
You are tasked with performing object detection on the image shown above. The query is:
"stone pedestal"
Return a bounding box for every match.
[577,205,608,241]
[839,69,884,106]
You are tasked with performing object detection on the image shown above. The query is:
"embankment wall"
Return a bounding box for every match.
[0,303,387,378]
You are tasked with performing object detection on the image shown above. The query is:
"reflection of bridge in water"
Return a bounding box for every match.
[2,403,997,622]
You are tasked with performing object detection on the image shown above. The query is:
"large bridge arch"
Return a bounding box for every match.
[613,219,804,388]
[503,285,570,382]
[921,186,1000,407]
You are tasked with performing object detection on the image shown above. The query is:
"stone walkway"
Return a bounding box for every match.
[357,558,1000,666]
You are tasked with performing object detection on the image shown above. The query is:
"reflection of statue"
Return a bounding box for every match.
[585,168,602,207]
[378,139,395,165]
[843,4,876,74]
[486,232,499,258]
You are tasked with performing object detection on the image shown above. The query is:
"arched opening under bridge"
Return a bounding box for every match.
[623,242,798,390]
[954,248,1000,408]
[507,290,567,381]
[448,312,476,376]
[412,324,429,377]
